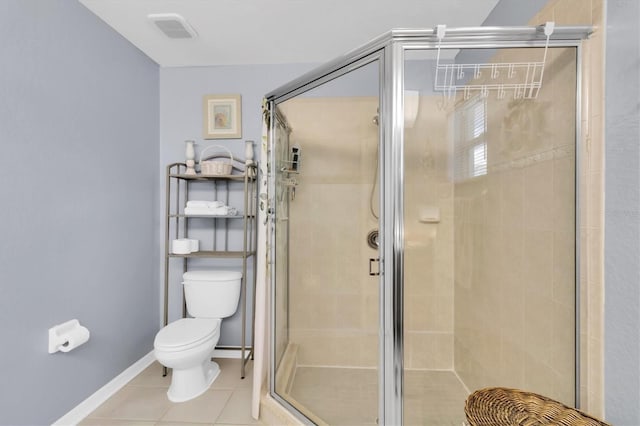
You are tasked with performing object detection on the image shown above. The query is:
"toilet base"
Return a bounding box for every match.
[167,359,220,403]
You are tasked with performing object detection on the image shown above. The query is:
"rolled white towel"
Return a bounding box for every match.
[186,200,209,208]
[211,206,229,215]
[184,204,238,216]
[184,206,214,215]
[212,206,240,216]
[186,200,223,208]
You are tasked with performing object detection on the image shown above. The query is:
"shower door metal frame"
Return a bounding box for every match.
[266,50,388,426]
[266,25,591,426]
[394,38,586,422]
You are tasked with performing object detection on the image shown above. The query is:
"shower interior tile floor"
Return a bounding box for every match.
[79,358,260,426]
[288,367,468,426]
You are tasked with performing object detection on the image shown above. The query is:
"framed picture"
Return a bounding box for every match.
[203,94,242,139]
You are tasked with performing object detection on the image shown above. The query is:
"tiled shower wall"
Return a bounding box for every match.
[283,96,457,370]
[452,46,578,406]
[452,0,605,414]
[404,99,456,370]
[282,97,381,368]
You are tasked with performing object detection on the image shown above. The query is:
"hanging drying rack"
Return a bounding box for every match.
[434,22,555,100]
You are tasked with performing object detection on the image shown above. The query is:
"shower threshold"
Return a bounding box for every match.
[280,363,469,425]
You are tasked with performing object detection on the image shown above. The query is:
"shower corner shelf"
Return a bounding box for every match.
[163,162,259,379]
[434,21,555,100]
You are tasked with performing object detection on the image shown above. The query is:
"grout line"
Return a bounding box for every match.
[452,369,472,395]
[212,386,242,425]
[295,364,459,373]
[295,364,378,370]
[155,392,174,425]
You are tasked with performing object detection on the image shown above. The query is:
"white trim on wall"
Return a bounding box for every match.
[51,348,244,425]
[52,351,155,426]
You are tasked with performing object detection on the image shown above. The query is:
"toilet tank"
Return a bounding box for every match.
[182,270,242,318]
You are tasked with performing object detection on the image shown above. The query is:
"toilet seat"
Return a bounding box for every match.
[154,318,221,352]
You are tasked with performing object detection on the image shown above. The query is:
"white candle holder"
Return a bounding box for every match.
[245,140,256,177]
[185,140,196,175]
[245,140,255,165]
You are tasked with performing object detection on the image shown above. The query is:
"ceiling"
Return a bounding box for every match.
[78,0,501,67]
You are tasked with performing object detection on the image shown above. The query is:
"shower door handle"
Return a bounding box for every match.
[369,258,380,276]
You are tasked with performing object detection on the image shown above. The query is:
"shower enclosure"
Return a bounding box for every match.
[265,24,591,425]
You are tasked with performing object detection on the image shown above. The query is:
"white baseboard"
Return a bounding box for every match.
[52,351,155,426]
[53,348,248,425]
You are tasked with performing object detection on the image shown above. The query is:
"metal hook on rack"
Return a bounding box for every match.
[474,64,481,79]
[433,24,446,94]
[514,84,524,99]
[433,21,556,101]
[491,64,499,79]
[463,86,472,100]
[498,85,506,100]
[544,21,555,37]
[448,64,456,92]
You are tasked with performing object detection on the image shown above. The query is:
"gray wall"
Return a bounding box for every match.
[457,0,547,64]
[0,1,160,424]
[604,1,640,424]
[482,0,548,26]
[160,63,314,345]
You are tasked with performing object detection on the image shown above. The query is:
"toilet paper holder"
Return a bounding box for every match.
[48,319,90,354]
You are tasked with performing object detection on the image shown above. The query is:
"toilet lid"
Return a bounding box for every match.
[154,318,220,351]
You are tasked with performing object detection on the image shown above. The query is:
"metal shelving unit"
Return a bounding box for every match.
[163,161,258,379]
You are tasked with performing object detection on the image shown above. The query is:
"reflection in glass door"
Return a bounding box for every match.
[271,59,382,425]
[273,110,291,378]
[402,46,577,424]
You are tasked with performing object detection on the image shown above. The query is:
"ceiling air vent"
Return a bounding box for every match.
[148,13,198,39]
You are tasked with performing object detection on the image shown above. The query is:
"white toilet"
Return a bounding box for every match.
[154,270,242,402]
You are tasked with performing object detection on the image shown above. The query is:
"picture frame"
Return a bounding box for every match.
[203,94,242,139]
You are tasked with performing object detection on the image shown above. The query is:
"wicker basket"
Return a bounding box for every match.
[465,388,610,426]
[199,145,233,175]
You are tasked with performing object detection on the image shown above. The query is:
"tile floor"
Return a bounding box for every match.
[80,358,261,426]
[288,367,468,426]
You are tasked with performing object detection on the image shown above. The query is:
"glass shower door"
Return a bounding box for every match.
[273,111,291,379]
[402,45,578,424]
[270,59,382,425]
